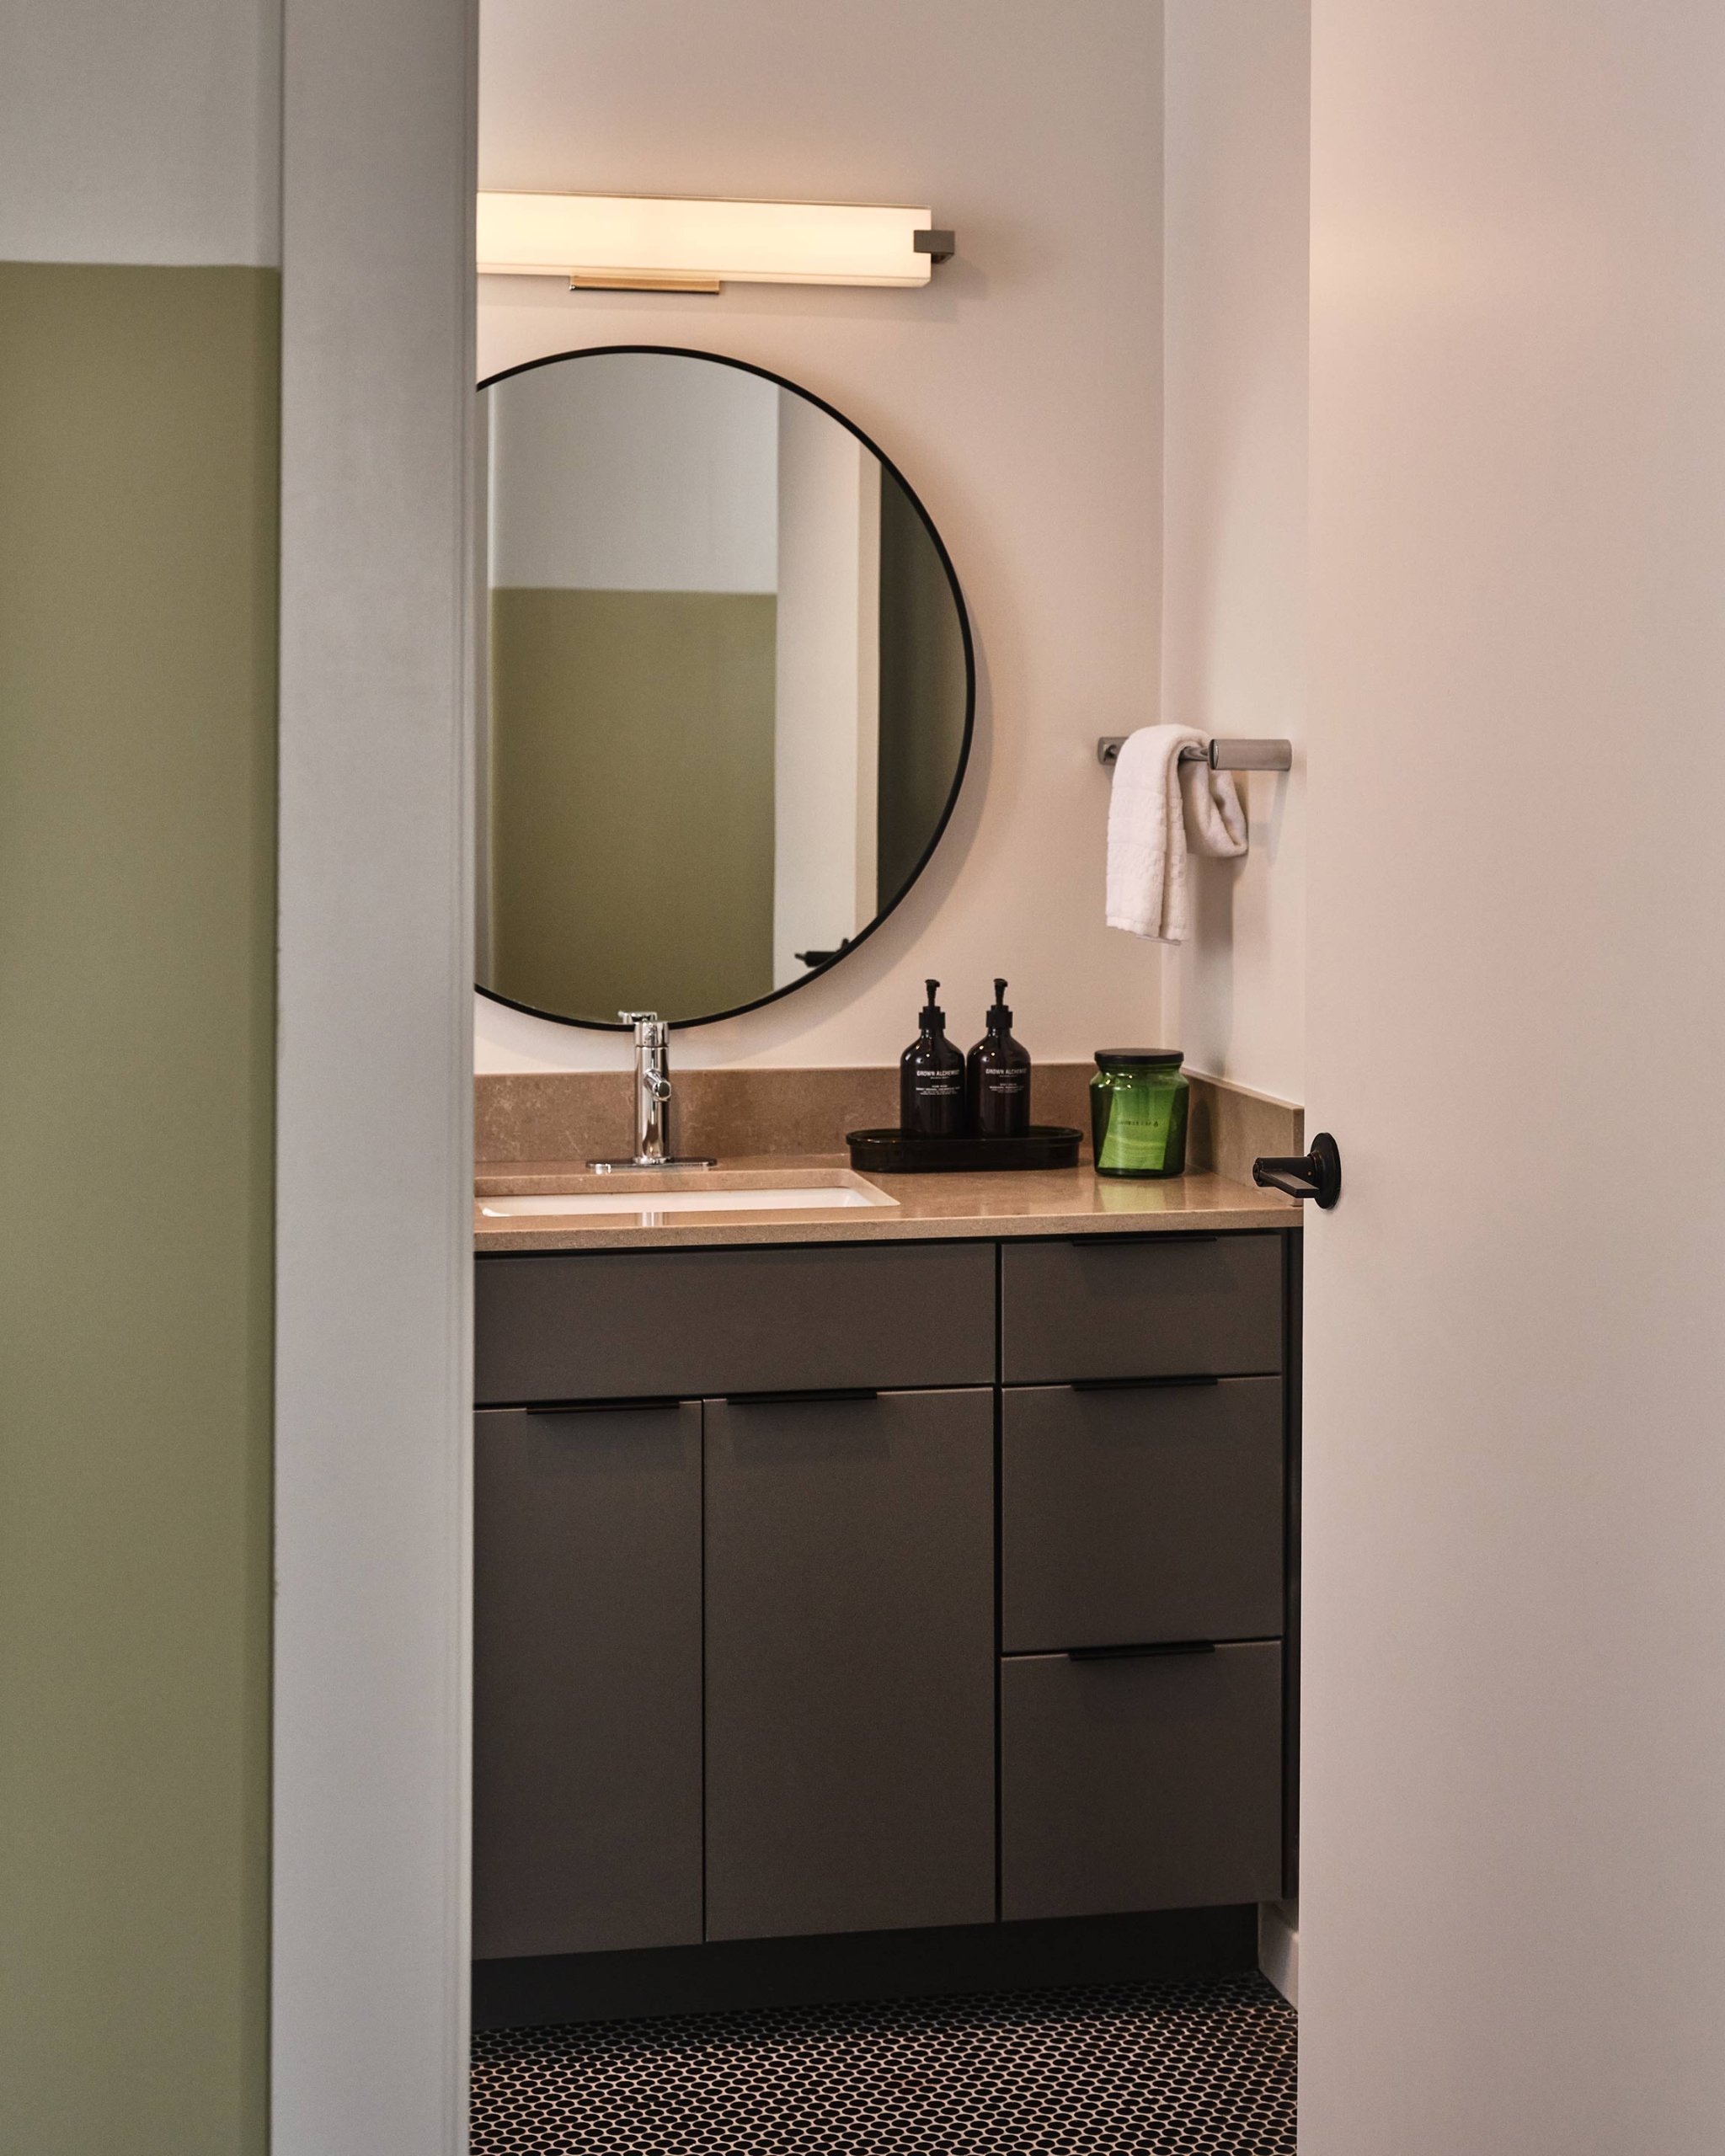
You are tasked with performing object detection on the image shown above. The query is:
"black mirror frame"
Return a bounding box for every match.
[474,344,977,1033]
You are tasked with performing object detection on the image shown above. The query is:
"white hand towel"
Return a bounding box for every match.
[1179,741,1250,862]
[1105,726,1248,942]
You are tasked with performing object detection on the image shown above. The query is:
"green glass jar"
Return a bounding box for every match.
[1090,1050,1189,1178]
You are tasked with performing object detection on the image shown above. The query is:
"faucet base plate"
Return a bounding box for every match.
[587,1156,717,1173]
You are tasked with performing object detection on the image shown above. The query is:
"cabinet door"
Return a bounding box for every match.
[704,1389,996,1941]
[1001,1378,1284,1652]
[1001,1641,1283,1922]
[473,1403,702,1958]
[475,1242,996,1406]
[1000,1234,1283,1384]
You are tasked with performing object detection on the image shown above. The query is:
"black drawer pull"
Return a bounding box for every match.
[523,1396,686,1416]
[1066,1640,1216,1662]
[1064,1233,1218,1248]
[1069,1374,1221,1394]
[724,1387,879,1408]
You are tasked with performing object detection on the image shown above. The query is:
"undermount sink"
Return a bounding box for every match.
[477,1170,899,1222]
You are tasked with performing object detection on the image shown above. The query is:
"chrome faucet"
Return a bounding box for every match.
[589,1011,715,1171]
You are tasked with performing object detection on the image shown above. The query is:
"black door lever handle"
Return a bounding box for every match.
[1252,1131,1341,1209]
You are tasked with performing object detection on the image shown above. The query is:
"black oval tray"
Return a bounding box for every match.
[845,1125,1083,1174]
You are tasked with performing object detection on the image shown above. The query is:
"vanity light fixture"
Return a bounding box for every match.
[476,191,955,294]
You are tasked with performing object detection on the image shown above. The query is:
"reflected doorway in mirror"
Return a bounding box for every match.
[475,346,975,1031]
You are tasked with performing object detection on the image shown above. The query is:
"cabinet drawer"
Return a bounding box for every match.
[475,1241,995,1405]
[704,1388,996,1941]
[1001,1642,1283,1922]
[1001,1379,1284,1652]
[473,1403,702,1958]
[1000,1233,1282,1384]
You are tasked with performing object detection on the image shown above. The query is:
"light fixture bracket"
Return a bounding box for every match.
[567,271,723,296]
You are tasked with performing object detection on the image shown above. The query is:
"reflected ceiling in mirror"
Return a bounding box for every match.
[476,347,974,1029]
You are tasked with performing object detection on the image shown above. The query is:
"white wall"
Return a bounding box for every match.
[474,0,1165,1072]
[274,0,476,2148]
[0,0,280,265]
[487,352,779,591]
[773,398,880,983]
[1301,5,1725,2151]
[1160,1,1309,1105]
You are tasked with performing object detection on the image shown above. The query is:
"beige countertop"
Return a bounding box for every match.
[474,1155,1300,1252]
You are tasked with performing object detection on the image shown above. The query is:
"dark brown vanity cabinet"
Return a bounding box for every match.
[704,1389,996,1941]
[472,1401,703,1959]
[996,1235,1290,1924]
[473,1229,1295,1970]
[474,1240,995,1404]
[999,1233,1284,1383]
[1000,1378,1284,1652]
[1000,1642,1284,1922]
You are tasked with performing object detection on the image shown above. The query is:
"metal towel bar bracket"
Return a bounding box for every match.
[1097,735,1292,772]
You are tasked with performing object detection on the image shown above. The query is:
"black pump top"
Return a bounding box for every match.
[920,979,945,1028]
[986,978,1013,1029]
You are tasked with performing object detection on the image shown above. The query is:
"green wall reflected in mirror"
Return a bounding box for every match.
[477,347,973,1030]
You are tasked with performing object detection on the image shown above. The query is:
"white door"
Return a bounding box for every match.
[1300,6,1725,2152]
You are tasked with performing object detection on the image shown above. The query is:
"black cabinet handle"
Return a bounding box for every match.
[1070,1374,1221,1394]
[523,1396,686,1416]
[1064,1232,1218,1247]
[1252,1131,1341,1209]
[723,1387,879,1408]
[1067,1640,1216,1662]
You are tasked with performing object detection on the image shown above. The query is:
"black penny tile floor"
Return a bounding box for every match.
[471,1972,1297,2153]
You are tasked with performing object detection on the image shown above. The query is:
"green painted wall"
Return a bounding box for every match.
[485,586,776,1022]
[0,263,277,2156]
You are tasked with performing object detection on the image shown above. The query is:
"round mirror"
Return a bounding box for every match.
[476,346,974,1029]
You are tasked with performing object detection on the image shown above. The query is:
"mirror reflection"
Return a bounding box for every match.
[477,349,972,1027]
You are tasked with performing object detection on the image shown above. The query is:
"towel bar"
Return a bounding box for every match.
[1097,735,1292,772]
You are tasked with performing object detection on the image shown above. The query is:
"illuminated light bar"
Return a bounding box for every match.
[477,192,953,291]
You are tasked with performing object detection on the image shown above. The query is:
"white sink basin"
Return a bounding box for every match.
[477,1171,898,1222]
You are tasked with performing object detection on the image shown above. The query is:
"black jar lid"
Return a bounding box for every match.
[1094,1049,1184,1067]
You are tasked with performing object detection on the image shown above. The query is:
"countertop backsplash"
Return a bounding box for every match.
[476,1065,1301,1187]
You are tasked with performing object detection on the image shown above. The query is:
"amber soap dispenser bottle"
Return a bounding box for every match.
[900,979,967,1138]
[968,978,1033,1138]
